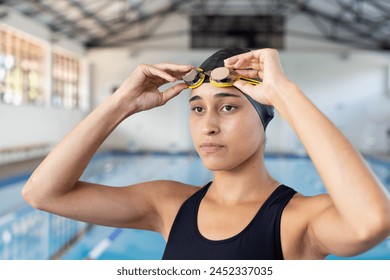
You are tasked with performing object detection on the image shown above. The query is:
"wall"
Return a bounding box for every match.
[85,10,390,155]
[275,51,390,155]
[0,8,89,162]
[2,8,390,159]
[88,47,390,155]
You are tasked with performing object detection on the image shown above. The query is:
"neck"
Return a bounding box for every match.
[210,150,278,204]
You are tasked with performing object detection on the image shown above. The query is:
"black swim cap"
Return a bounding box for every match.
[199,47,274,130]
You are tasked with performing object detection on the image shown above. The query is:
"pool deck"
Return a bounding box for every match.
[0,157,44,180]
[2,150,389,180]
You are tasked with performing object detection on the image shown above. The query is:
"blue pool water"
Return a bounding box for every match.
[1,151,389,260]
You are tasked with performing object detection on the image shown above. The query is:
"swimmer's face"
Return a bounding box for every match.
[189,83,264,171]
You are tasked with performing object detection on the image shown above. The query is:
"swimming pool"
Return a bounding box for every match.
[61,151,390,260]
[1,151,389,260]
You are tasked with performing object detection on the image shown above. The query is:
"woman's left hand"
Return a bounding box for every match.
[224,48,294,107]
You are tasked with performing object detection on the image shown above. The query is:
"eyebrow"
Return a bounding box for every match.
[189,92,242,103]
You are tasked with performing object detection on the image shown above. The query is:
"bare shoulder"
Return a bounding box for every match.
[288,192,333,213]
[282,192,333,259]
[131,179,200,215]
[145,180,200,204]
[141,180,201,239]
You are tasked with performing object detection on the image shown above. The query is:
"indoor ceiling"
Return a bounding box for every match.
[1,0,390,50]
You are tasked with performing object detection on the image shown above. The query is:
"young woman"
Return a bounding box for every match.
[22,48,390,260]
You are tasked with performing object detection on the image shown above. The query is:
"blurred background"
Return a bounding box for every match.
[0,0,389,260]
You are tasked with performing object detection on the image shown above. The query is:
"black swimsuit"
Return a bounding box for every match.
[162,182,297,260]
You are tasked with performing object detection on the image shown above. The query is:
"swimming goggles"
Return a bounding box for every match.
[182,67,261,89]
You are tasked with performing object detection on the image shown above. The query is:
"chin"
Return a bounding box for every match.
[200,156,241,172]
[199,147,263,172]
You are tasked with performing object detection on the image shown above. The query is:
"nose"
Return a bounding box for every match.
[201,111,220,136]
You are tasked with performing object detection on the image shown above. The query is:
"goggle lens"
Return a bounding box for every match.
[182,67,260,89]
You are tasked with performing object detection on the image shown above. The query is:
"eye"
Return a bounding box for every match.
[221,105,236,112]
[191,106,204,114]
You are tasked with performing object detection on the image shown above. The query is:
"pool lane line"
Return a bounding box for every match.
[82,153,211,260]
[83,154,198,260]
[85,228,123,260]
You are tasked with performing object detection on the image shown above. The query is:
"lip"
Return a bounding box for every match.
[199,142,225,154]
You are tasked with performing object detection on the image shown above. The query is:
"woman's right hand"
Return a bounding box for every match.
[115,63,193,114]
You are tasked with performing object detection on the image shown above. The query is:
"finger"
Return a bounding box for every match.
[154,62,193,71]
[224,51,260,69]
[223,56,239,67]
[235,79,272,106]
[235,69,262,79]
[236,69,264,80]
[154,63,194,78]
[249,62,262,70]
[160,82,189,105]
[233,80,269,106]
[233,80,257,96]
[140,64,177,83]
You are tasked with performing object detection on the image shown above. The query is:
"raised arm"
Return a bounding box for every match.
[22,63,194,234]
[225,49,390,257]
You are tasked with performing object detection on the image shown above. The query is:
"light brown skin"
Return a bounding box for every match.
[22,49,390,259]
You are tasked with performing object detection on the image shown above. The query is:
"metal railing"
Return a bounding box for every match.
[0,205,88,260]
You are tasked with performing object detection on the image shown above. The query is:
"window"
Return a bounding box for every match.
[0,26,47,106]
[52,50,80,109]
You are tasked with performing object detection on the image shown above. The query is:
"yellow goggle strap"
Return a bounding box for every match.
[209,76,261,88]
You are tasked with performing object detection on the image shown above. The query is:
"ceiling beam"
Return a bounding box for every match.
[66,0,116,34]
[22,0,96,40]
[296,1,382,49]
[86,0,191,47]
